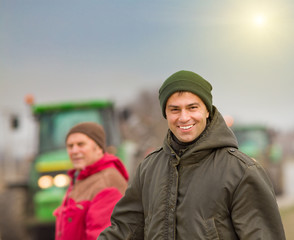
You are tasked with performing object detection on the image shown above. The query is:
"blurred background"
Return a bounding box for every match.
[1,0,294,239]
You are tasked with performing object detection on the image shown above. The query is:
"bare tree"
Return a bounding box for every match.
[118,89,167,171]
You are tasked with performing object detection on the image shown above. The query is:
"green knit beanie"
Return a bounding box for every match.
[159,70,213,118]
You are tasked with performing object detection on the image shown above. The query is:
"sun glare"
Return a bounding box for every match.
[253,14,266,27]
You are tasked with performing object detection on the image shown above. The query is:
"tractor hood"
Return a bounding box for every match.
[35,150,73,173]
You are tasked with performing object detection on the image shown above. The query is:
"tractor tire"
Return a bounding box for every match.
[0,188,31,240]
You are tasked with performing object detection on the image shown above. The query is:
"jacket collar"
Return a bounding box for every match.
[68,153,129,182]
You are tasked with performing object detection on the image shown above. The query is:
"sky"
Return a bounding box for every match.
[1,0,294,131]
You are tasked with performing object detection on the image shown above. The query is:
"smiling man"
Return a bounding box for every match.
[98,70,285,240]
[165,91,209,143]
[54,122,129,240]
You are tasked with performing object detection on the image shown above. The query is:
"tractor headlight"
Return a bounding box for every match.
[53,174,70,188]
[38,174,70,189]
[38,175,53,189]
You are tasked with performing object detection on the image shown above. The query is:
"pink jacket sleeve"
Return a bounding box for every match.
[85,188,123,240]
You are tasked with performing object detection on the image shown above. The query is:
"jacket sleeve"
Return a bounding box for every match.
[231,163,286,239]
[85,188,123,240]
[98,163,145,240]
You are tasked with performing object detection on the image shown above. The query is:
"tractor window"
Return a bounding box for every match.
[53,110,103,148]
[234,128,269,158]
[39,109,103,153]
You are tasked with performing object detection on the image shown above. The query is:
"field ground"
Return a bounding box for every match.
[281,206,294,239]
[278,195,294,239]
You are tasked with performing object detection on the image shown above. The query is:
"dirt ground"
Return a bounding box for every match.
[281,206,294,239]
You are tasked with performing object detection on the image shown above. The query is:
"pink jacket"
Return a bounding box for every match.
[54,153,129,240]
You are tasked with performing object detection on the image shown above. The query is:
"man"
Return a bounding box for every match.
[54,122,129,240]
[98,70,285,239]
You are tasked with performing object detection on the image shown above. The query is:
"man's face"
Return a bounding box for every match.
[165,91,209,143]
[66,133,103,170]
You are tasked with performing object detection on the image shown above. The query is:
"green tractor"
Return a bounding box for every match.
[0,99,127,240]
[231,124,284,196]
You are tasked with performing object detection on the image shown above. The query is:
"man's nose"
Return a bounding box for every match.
[179,110,190,122]
[71,144,79,153]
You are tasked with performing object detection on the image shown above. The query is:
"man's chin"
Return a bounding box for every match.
[176,134,196,143]
[72,163,85,170]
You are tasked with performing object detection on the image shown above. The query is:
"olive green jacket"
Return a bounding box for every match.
[98,107,285,240]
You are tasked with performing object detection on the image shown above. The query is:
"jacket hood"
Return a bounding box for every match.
[163,106,238,156]
[68,153,129,181]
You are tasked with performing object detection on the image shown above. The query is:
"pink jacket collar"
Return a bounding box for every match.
[68,153,129,182]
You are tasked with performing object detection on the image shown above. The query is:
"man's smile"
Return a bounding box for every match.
[179,124,194,130]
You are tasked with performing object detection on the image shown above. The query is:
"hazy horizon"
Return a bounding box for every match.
[1,0,294,131]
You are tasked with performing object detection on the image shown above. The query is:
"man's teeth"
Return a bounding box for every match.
[180,125,193,130]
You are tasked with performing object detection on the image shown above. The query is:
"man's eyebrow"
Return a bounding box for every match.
[167,102,200,108]
[167,104,179,108]
[188,102,200,107]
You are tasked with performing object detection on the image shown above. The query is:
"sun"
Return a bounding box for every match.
[253,14,266,27]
